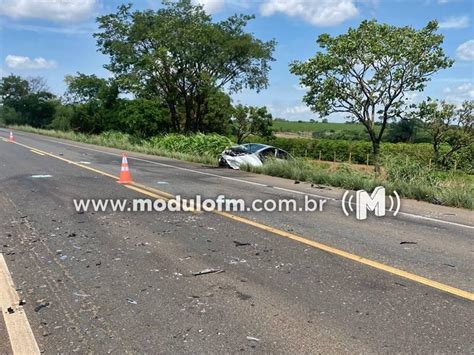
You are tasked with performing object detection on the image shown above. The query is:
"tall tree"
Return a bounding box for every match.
[0,75,30,109]
[65,73,118,107]
[232,105,273,144]
[0,75,57,128]
[416,99,473,167]
[94,0,275,133]
[64,73,120,133]
[386,117,422,143]
[290,20,453,173]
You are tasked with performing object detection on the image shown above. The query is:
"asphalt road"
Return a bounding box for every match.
[0,128,473,354]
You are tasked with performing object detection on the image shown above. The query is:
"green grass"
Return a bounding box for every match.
[241,158,473,209]
[9,125,473,209]
[8,125,220,166]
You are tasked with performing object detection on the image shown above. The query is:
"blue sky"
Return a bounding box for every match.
[1,0,473,121]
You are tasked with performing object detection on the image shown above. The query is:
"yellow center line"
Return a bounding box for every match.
[125,184,171,199]
[9,139,474,301]
[30,149,45,156]
[214,211,474,301]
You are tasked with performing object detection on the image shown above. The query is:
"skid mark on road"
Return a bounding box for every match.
[5,138,474,301]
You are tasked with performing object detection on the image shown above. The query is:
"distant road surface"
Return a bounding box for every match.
[0,128,472,353]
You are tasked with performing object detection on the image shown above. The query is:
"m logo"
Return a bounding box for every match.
[342,186,400,220]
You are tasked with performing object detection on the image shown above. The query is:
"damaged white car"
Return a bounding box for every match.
[218,143,292,169]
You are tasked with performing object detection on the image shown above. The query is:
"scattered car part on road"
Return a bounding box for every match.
[31,175,53,178]
[34,302,50,313]
[246,336,260,342]
[192,268,224,276]
[233,241,251,247]
[126,298,138,305]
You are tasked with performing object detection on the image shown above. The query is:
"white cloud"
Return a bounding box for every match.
[439,16,469,29]
[260,0,359,26]
[7,23,93,35]
[456,40,474,60]
[0,0,97,22]
[5,55,57,70]
[192,0,225,13]
[443,82,474,102]
[283,104,312,115]
[454,83,474,99]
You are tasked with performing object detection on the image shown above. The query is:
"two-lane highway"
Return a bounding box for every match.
[0,129,473,353]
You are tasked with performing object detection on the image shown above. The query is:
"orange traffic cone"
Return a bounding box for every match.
[8,131,15,142]
[117,153,133,184]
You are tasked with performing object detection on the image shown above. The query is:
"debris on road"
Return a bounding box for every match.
[246,336,260,342]
[233,241,251,247]
[229,257,247,264]
[311,183,330,189]
[34,302,50,312]
[31,175,53,178]
[7,307,15,314]
[192,268,224,276]
[19,299,27,306]
[400,241,417,245]
[127,298,138,305]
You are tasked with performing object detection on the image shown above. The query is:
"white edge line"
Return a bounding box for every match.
[397,212,474,229]
[9,131,474,230]
[0,254,40,354]
[273,186,337,201]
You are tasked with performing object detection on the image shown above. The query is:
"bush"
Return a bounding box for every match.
[116,99,171,138]
[49,105,73,131]
[149,133,234,157]
[0,106,24,126]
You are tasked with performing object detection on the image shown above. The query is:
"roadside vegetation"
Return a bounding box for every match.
[0,0,472,209]
[8,125,473,209]
[242,158,473,210]
[6,126,222,166]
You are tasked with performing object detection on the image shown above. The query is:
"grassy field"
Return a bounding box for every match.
[272,120,434,144]
[273,121,365,133]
